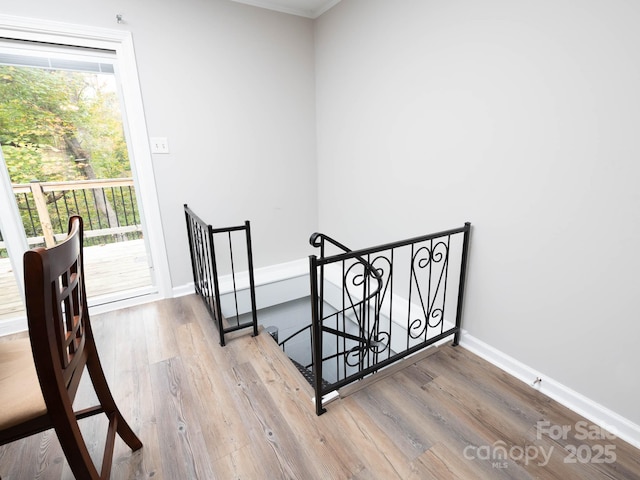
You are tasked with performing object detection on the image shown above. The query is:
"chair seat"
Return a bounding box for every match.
[0,337,47,430]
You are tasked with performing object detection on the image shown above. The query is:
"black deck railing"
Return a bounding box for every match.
[10,179,142,250]
[300,223,471,415]
[184,204,258,346]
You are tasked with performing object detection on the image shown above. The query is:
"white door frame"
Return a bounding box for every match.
[0,15,172,332]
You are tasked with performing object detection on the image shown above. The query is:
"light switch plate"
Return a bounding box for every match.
[150,137,169,154]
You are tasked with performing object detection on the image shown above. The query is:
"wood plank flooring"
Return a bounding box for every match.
[1,294,638,479]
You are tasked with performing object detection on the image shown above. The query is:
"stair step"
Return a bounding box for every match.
[289,358,330,389]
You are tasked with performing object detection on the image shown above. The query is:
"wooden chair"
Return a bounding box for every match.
[0,216,142,479]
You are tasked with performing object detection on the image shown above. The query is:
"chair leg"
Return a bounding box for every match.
[85,350,143,452]
[53,415,101,480]
[53,349,142,480]
[100,412,119,480]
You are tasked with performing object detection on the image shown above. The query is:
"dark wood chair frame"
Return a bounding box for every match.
[0,216,142,479]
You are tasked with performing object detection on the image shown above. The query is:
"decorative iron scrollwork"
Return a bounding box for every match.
[409,240,450,339]
[343,331,391,367]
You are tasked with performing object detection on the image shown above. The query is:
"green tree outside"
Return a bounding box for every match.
[0,65,130,183]
[0,65,139,254]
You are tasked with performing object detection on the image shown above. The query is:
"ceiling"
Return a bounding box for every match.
[230,0,342,19]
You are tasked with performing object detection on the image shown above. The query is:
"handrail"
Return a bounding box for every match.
[310,232,384,282]
[12,178,134,193]
[309,231,384,313]
[279,324,311,349]
[278,323,313,369]
[314,224,470,265]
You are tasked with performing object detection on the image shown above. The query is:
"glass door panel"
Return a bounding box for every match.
[0,42,155,305]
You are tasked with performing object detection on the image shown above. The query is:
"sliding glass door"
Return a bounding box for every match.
[0,38,157,325]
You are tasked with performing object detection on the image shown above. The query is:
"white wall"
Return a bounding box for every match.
[0,0,318,286]
[315,0,640,425]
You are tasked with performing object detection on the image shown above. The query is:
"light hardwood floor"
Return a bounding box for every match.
[1,295,638,479]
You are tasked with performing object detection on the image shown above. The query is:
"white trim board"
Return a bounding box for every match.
[0,289,165,337]
[459,332,640,450]
[0,317,26,337]
[173,258,309,315]
[230,0,342,19]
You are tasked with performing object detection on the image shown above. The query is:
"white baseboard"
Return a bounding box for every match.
[0,287,163,337]
[0,316,27,336]
[172,258,310,316]
[459,331,640,450]
[172,283,195,298]
[89,289,163,316]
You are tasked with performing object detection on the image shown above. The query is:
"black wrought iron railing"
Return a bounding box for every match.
[298,223,471,415]
[184,204,258,346]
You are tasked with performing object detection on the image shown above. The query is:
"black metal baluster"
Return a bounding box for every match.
[209,226,225,346]
[58,190,69,233]
[118,186,127,226]
[128,187,137,226]
[453,223,471,346]
[340,259,346,381]
[92,190,103,229]
[51,191,66,233]
[81,190,94,231]
[23,193,38,237]
[389,248,395,361]
[309,254,326,415]
[228,231,240,328]
[440,235,451,336]
[245,221,258,338]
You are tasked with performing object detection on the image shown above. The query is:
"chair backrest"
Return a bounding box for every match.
[23,215,89,408]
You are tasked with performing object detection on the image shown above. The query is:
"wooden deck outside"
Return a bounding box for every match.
[0,239,152,322]
[0,294,638,479]
[0,256,24,321]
